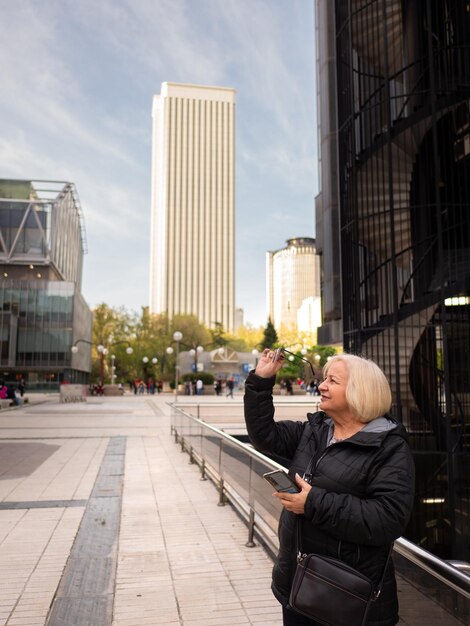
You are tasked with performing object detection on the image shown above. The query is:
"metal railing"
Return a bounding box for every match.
[170,402,470,623]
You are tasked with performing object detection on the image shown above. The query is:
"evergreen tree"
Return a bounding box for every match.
[210,321,229,347]
[261,317,278,349]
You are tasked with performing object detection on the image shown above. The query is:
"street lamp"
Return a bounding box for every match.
[170,331,183,401]
[71,339,133,384]
[142,356,149,383]
[142,356,158,380]
[97,345,108,383]
[111,354,116,385]
[189,345,204,372]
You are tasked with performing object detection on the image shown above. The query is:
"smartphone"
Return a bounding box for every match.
[271,348,283,363]
[263,469,300,493]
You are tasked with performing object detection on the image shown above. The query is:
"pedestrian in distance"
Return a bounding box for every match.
[6,384,19,406]
[226,376,234,398]
[18,378,26,397]
[244,349,415,626]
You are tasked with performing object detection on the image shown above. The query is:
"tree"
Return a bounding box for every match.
[261,317,278,350]
[91,303,137,382]
[132,311,211,382]
[232,324,264,352]
[209,321,229,347]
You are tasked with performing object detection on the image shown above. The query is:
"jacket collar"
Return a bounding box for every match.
[307,411,406,447]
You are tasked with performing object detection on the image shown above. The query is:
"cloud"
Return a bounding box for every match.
[59,0,316,190]
[0,3,137,167]
[0,0,317,326]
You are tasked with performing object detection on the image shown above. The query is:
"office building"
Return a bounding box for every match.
[0,179,92,389]
[234,307,244,331]
[150,82,236,332]
[315,0,470,560]
[266,237,320,334]
[297,296,322,343]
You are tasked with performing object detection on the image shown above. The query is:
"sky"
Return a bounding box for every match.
[0,0,317,328]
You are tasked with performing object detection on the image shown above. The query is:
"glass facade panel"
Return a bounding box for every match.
[1,280,74,367]
[0,180,91,389]
[332,0,470,560]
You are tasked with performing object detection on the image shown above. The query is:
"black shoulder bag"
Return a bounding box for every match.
[288,446,393,626]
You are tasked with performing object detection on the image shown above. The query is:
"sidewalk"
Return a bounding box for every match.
[0,393,464,626]
[0,393,281,626]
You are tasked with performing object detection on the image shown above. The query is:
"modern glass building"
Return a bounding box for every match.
[0,180,92,390]
[315,1,470,561]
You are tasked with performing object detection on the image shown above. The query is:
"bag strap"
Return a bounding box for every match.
[371,542,394,600]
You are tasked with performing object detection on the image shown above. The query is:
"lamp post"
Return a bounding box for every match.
[71,339,133,384]
[142,356,149,384]
[189,345,204,372]
[96,344,108,382]
[168,331,183,401]
[142,356,158,386]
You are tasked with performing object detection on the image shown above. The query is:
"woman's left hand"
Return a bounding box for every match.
[273,474,312,514]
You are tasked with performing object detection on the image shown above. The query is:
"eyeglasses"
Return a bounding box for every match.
[277,347,317,380]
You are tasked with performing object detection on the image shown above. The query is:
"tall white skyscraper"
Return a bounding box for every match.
[150,82,236,332]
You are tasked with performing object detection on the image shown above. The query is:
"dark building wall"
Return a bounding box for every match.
[315,0,343,345]
[328,0,470,560]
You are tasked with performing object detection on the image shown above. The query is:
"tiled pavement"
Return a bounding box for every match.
[0,393,465,626]
[0,393,281,626]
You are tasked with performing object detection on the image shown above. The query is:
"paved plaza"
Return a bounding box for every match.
[0,393,280,626]
[0,392,465,626]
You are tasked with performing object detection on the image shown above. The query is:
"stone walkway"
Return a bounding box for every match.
[0,393,281,626]
[0,393,465,626]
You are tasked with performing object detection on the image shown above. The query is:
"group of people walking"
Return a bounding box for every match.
[130,379,163,395]
[213,376,235,397]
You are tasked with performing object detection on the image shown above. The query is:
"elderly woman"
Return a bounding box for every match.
[244,351,415,626]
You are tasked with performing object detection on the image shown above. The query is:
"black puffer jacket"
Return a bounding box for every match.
[244,372,415,626]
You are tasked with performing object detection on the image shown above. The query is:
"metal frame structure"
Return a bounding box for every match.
[0,179,91,388]
[331,1,470,560]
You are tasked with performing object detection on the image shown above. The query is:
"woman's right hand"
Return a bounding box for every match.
[255,348,285,378]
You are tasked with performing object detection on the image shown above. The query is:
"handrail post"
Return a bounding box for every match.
[245,509,256,547]
[200,459,207,481]
[217,478,226,506]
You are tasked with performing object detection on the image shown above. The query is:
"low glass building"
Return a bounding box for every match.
[0,180,92,390]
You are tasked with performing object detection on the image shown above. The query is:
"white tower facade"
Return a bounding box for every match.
[150,82,236,332]
[266,237,321,333]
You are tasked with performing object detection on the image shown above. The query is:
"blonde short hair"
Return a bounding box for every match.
[322,354,392,423]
